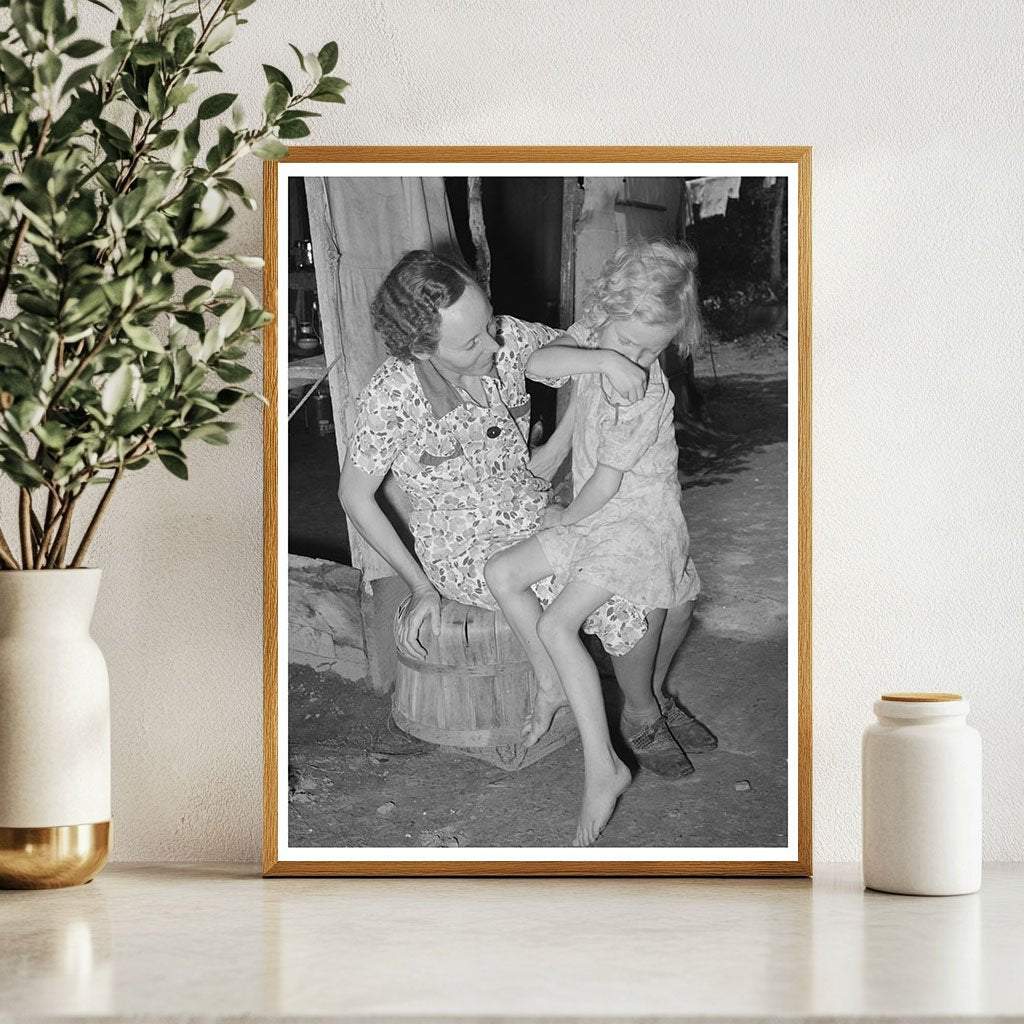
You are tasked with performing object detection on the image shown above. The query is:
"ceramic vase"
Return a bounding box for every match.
[862,692,982,896]
[0,569,111,888]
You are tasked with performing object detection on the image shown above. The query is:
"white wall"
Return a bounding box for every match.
[61,0,1024,862]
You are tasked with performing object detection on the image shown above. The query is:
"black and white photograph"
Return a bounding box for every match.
[266,151,810,874]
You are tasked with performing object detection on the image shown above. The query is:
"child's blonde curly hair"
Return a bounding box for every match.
[581,237,703,356]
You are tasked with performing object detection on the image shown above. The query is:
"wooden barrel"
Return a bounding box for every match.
[392,598,577,771]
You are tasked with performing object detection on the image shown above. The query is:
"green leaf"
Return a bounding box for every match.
[318,75,349,93]
[34,421,70,449]
[278,120,310,140]
[0,50,33,87]
[203,16,236,53]
[181,365,206,391]
[132,42,168,66]
[317,41,339,75]
[112,406,150,435]
[251,137,287,160]
[309,88,346,104]
[217,296,246,339]
[198,91,237,119]
[101,365,133,414]
[216,388,247,408]
[0,455,46,487]
[158,452,188,479]
[264,82,289,118]
[166,82,199,107]
[299,51,321,80]
[42,0,66,33]
[262,64,292,94]
[172,27,196,65]
[146,74,166,117]
[63,38,104,58]
[121,0,151,33]
[123,322,164,353]
[10,1,44,52]
[189,422,231,445]
[9,399,45,432]
[210,268,234,294]
[38,51,63,86]
[96,43,128,81]
[214,362,251,384]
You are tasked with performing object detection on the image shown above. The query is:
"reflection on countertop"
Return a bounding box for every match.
[2,863,1021,1019]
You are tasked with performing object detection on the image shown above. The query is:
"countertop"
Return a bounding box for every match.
[2,863,1022,1021]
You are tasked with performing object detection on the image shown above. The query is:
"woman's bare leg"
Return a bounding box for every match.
[537,581,632,847]
[484,539,568,747]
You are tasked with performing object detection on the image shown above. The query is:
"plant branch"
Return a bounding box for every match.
[46,298,141,413]
[0,113,53,308]
[44,491,79,569]
[18,489,34,569]
[70,465,124,568]
[0,526,20,570]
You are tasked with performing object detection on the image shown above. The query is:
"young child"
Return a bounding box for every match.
[484,237,703,847]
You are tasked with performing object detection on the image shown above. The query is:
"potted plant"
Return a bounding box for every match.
[0,0,345,887]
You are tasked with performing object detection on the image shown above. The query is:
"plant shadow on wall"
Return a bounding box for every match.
[0,0,347,570]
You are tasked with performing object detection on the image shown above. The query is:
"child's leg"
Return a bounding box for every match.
[484,538,568,747]
[610,607,696,778]
[650,601,694,699]
[536,581,632,847]
[611,607,667,725]
[614,600,715,760]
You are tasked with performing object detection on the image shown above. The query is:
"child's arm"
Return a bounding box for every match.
[527,334,647,404]
[545,463,623,528]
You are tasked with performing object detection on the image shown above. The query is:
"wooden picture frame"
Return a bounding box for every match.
[263,147,812,877]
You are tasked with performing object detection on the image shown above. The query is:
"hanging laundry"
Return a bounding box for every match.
[685,176,741,219]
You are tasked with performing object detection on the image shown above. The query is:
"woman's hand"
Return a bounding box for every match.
[528,437,566,481]
[601,352,647,404]
[396,585,441,660]
[541,504,565,528]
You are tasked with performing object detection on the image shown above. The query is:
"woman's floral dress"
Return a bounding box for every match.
[535,323,701,630]
[349,315,655,654]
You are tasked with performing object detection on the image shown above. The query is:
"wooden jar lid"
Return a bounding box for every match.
[881,692,962,702]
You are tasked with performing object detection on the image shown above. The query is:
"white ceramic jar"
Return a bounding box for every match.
[862,692,981,895]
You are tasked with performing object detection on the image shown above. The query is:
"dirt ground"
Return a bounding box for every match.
[288,329,790,849]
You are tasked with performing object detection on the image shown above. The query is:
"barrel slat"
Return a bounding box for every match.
[392,598,576,770]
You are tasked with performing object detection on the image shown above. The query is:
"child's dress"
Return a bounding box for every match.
[535,325,701,638]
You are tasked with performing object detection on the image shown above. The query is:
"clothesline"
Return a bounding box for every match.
[684,176,778,224]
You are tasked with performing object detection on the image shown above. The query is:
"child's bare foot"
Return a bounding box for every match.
[572,759,632,847]
[522,687,569,748]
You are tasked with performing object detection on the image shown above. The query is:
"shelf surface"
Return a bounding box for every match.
[2,862,1022,1021]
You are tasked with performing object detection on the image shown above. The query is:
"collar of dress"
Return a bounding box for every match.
[413,358,501,420]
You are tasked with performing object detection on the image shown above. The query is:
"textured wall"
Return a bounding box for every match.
[34,1,1024,862]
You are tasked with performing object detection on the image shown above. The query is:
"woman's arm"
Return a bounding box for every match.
[527,334,648,404]
[526,383,575,481]
[339,454,440,659]
[545,463,623,528]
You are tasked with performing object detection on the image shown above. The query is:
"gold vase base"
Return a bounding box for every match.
[0,821,110,889]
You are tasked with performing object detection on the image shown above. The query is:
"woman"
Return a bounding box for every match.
[339,250,714,776]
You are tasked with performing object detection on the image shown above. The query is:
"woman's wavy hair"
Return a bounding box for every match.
[370,249,477,361]
[581,237,704,356]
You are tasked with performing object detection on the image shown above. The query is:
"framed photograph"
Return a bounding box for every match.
[263,147,811,876]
